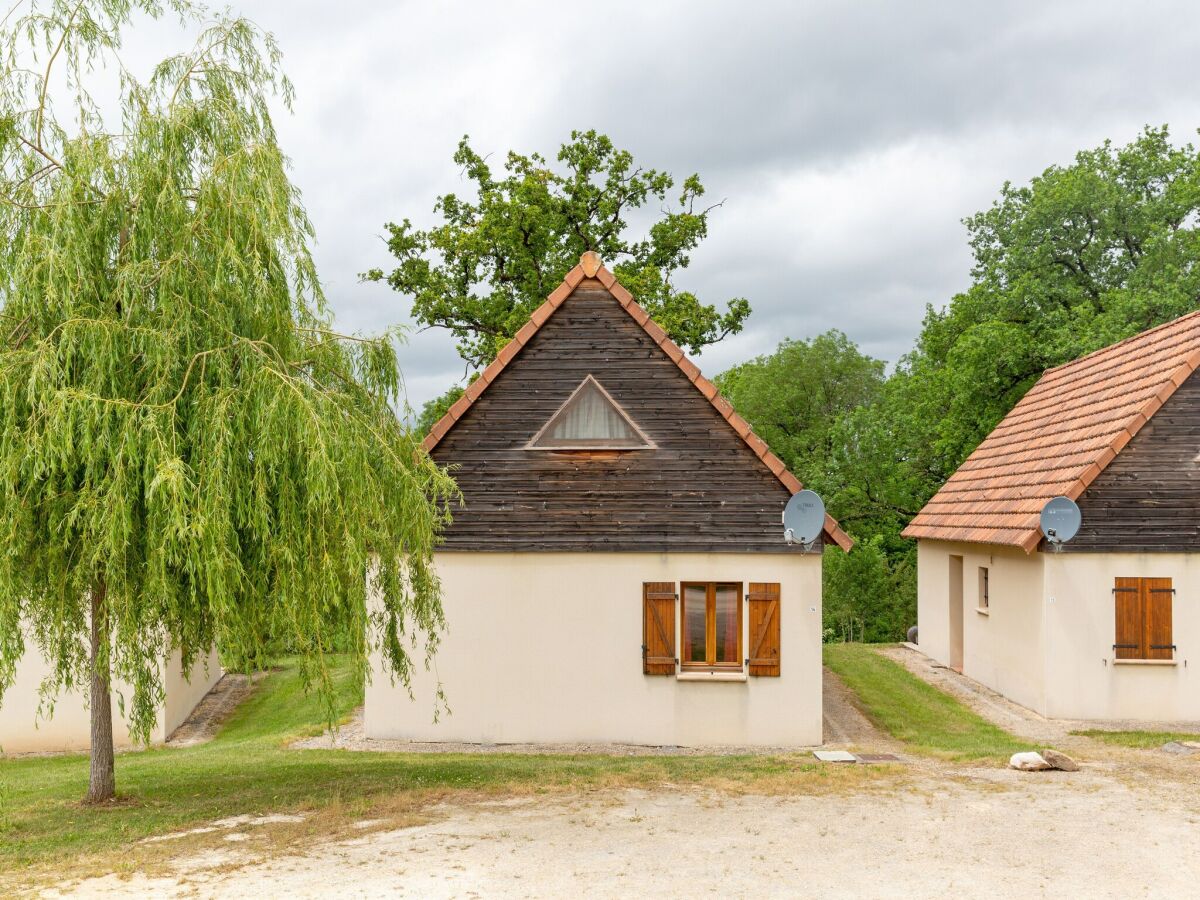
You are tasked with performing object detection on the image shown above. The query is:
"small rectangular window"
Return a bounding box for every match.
[680,582,743,670]
[978,567,989,610]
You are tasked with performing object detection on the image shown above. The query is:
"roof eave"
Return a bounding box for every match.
[904,328,1200,551]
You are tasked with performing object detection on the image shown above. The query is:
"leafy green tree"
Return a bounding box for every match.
[909,125,1200,473]
[0,1,455,802]
[822,536,914,644]
[415,385,464,436]
[714,331,884,494]
[366,131,751,369]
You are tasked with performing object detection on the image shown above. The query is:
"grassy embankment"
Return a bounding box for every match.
[823,643,1025,760]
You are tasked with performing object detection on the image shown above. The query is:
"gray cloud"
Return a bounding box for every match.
[115,1,1200,408]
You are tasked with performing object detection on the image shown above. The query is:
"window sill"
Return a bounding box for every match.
[1113,659,1177,667]
[975,607,990,617]
[677,671,748,683]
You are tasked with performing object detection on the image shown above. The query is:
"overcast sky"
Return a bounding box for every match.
[126,1,1200,409]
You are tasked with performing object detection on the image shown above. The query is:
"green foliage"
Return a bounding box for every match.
[823,644,1024,760]
[0,0,457,748]
[900,125,1200,479]
[415,384,465,437]
[365,131,751,368]
[822,537,914,643]
[837,128,1200,639]
[714,330,885,492]
[713,330,914,640]
[0,778,10,836]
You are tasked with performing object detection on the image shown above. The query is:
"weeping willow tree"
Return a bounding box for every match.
[0,0,456,802]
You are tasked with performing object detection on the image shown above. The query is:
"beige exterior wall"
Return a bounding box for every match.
[917,540,1047,715]
[1043,553,1200,721]
[0,637,221,754]
[366,552,823,747]
[918,540,1200,721]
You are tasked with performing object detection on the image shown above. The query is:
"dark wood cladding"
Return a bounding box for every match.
[432,286,812,553]
[1061,369,1200,552]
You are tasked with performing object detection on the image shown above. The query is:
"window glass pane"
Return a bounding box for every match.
[547,381,637,441]
[683,585,707,663]
[714,584,738,663]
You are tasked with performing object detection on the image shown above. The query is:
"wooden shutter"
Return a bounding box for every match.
[642,582,676,675]
[1145,577,1174,660]
[1113,577,1142,659]
[747,583,781,676]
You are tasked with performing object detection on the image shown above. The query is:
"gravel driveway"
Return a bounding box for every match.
[40,767,1200,899]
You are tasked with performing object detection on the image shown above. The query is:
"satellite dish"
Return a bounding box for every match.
[1040,496,1081,548]
[783,490,826,547]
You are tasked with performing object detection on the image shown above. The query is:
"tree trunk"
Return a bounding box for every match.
[86,579,116,804]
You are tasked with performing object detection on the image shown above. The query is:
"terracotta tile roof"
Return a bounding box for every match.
[904,310,1200,552]
[423,252,853,552]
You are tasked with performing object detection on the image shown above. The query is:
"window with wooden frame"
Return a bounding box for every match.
[1113,577,1174,661]
[526,375,655,450]
[681,582,742,670]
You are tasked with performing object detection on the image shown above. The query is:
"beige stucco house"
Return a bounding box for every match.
[905,311,1200,721]
[0,641,220,753]
[366,252,851,747]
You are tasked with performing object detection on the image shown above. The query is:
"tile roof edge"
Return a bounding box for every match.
[907,314,1200,550]
[899,527,1037,551]
[420,264,584,454]
[1041,309,1200,376]
[1024,351,1200,549]
[421,255,853,552]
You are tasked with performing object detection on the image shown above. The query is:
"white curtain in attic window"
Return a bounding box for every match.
[548,382,638,441]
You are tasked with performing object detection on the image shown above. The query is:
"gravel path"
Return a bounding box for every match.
[167,673,262,747]
[822,666,902,751]
[42,772,1200,899]
[293,708,820,757]
[31,651,1200,898]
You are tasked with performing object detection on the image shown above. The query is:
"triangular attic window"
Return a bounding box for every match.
[527,375,655,450]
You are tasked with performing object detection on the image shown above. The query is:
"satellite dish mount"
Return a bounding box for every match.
[1040,496,1082,553]
[783,490,826,550]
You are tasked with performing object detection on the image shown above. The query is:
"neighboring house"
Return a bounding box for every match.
[904,311,1200,721]
[0,641,220,753]
[366,252,851,747]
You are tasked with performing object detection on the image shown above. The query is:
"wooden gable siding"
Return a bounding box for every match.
[1060,368,1200,552]
[432,285,809,553]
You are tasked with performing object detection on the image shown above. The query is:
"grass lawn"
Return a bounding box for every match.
[0,656,887,888]
[824,643,1025,760]
[1071,729,1200,749]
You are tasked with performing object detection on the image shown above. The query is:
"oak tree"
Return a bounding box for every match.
[366,131,751,370]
